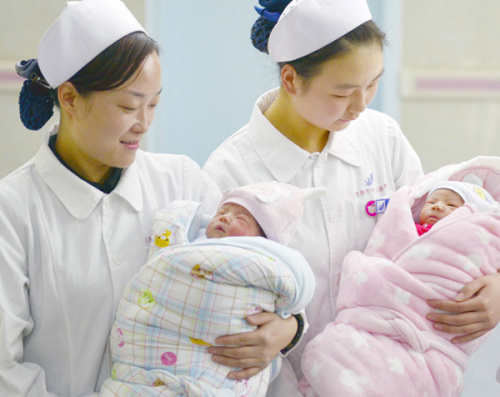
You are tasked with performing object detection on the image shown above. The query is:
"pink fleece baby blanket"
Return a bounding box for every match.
[300,156,500,397]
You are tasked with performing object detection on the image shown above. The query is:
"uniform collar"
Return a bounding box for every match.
[248,88,361,182]
[35,125,143,219]
[327,128,362,167]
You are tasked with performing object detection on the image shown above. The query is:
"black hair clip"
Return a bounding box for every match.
[16,59,51,89]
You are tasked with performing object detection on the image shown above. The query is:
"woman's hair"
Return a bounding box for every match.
[68,31,159,99]
[19,32,159,130]
[251,15,387,88]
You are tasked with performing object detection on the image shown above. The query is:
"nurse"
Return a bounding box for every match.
[0,0,295,395]
[204,0,500,390]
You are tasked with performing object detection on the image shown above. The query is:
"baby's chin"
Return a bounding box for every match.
[206,230,222,239]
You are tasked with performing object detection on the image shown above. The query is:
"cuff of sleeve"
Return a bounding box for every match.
[280,311,308,356]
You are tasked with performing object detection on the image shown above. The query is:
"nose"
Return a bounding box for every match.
[348,90,367,114]
[133,107,153,134]
[431,202,444,211]
[219,214,231,223]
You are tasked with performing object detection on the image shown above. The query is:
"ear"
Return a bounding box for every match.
[280,64,300,96]
[57,82,80,115]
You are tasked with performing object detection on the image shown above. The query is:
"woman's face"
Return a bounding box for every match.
[61,52,162,182]
[291,42,384,133]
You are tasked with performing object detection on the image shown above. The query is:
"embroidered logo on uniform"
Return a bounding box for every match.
[356,185,388,197]
[355,172,388,198]
[364,173,374,186]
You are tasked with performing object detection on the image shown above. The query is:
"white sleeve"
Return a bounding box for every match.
[180,155,222,212]
[0,199,58,397]
[203,139,256,191]
[387,116,424,188]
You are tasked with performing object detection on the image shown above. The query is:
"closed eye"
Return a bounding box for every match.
[120,106,137,112]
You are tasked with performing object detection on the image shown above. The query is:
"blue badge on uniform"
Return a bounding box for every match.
[365,198,390,217]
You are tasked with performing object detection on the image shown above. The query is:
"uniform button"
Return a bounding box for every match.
[113,255,123,265]
[329,212,338,222]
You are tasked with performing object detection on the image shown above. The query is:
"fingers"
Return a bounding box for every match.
[427,299,467,313]
[426,299,495,344]
[430,318,488,334]
[455,277,486,301]
[214,331,252,347]
[426,274,500,344]
[450,329,489,344]
[426,307,490,326]
[245,313,297,351]
[214,327,274,348]
[245,311,278,326]
[209,312,295,379]
[210,347,272,368]
[208,345,275,380]
[427,294,490,314]
[213,312,278,346]
[208,337,275,364]
[227,367,262,380]
[427,317,492,344]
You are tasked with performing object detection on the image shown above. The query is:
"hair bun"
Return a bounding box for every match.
[251,16,275,54]
[251,0,292,54]
[19,80,54,131]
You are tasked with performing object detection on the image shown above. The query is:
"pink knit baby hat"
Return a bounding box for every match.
[219,181,325,245]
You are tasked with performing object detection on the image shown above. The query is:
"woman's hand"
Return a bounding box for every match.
[207,312,298,380]
[426,272,500,343]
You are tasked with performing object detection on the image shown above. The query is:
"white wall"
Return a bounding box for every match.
[401,0,500,173]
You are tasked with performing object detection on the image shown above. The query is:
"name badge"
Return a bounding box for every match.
[365,198,390,217]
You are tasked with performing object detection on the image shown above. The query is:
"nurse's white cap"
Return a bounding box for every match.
[38,0,146,88]
[268,0,372,62]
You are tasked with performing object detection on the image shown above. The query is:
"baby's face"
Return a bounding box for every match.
[206,203,262,239]
[419,189,464,226]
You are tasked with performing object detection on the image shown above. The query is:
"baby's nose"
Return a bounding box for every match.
[432,202,443,210]
[220,214,231,223]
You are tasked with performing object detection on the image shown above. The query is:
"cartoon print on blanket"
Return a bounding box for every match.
[100,200,315,397]
[299,156,500,397]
